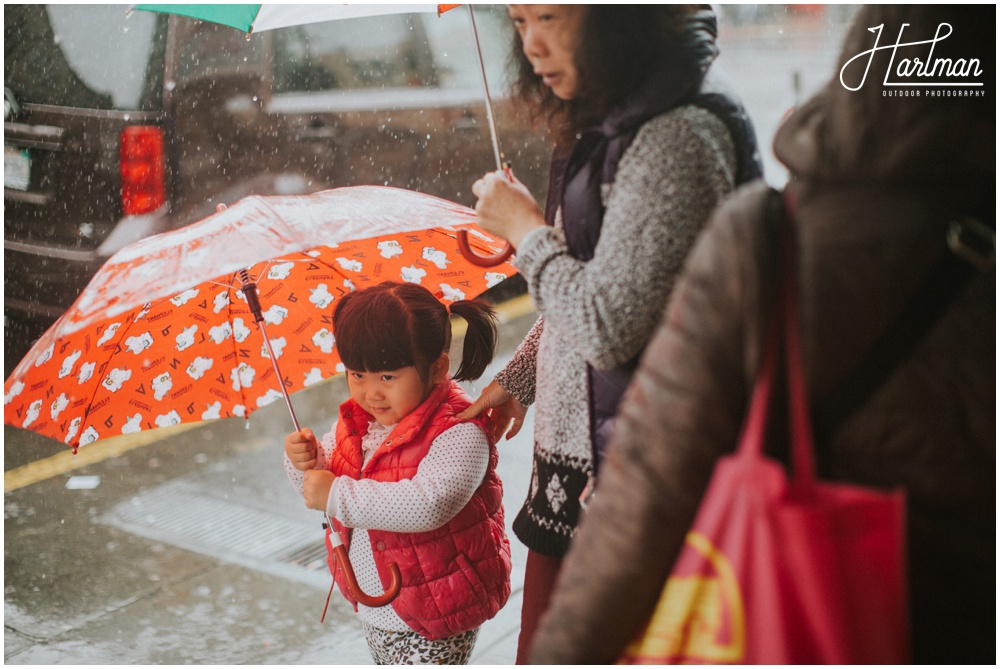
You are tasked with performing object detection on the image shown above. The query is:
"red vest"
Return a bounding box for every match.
[325,379,511,640]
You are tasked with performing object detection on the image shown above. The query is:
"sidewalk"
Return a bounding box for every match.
[4,298,537,665]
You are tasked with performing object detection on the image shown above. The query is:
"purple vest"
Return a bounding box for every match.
[545,8,763,468]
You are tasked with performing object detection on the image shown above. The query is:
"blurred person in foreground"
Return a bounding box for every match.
[529,4,995,664]
[460,6,761,661]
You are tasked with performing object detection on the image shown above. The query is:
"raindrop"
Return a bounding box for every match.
[166,80,176,91]
[123,114,131,122]
[252,96,258,102]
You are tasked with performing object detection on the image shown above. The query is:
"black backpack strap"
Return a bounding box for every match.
[814,215,994,440]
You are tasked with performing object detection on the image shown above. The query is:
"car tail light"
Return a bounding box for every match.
[120,126,165,216]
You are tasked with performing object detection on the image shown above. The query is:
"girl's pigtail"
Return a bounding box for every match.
[448,299,499,382]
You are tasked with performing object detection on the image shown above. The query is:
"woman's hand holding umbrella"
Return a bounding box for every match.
[471,169,546,252]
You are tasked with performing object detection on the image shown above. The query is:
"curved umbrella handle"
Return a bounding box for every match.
[457,230,514,267]
[461,161,517,267]
[331,543,402,608]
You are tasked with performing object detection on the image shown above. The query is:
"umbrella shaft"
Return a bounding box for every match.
[257,320,301,432]
[467,5,503,171]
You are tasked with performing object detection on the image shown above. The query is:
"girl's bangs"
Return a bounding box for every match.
[335,308,415,373]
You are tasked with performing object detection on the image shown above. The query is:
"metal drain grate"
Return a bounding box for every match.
[278,542,330,571]
[100,479,330,588]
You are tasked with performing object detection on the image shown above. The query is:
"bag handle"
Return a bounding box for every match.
[736,189,817,489]
[780,191,819,488]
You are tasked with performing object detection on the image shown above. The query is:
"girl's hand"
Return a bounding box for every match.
[303,469,335,512]
[285,428,318,471]
[457,379,528,442]
[472,170,546,249]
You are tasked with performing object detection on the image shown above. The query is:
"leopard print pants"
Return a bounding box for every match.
[362,622,480,665]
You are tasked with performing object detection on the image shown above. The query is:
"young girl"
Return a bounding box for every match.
[283,281,510,665]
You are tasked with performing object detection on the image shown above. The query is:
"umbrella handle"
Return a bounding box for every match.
[330,540,402,608]
[457,230,514,267]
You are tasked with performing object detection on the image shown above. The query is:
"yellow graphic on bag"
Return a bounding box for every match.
[620,531,745,664]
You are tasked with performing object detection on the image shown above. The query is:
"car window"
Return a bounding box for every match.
[4,4,167,111]
[272,13,437,94]
[270,8,515,96]
[422,6,514,92]
[174,20,266,85]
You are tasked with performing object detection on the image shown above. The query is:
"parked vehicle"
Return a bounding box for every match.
[4,5,548,376]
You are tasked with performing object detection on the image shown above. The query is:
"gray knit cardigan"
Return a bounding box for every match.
[495,104,738,556]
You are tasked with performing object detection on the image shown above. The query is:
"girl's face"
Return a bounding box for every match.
[508,4,586,101]
[346,355,448,426]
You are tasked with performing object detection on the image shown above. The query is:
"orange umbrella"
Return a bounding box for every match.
[5,186,514,608]
[3,186,515,453]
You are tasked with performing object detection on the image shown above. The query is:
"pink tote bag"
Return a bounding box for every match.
[621,196,909,664]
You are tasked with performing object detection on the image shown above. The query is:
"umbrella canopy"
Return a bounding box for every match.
[3,186,515,454]
[133,4,460,34]
[131,2,514,267]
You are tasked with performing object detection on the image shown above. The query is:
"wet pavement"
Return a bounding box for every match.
[4,301,537,665]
